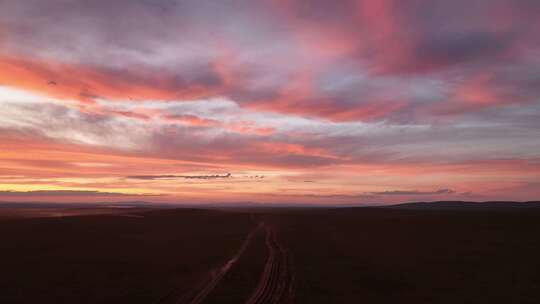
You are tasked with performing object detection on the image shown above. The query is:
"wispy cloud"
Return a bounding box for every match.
[127,173,232,180]
[370,189,456,196]
[0,190,156,197]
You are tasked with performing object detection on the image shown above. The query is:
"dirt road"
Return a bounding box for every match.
[155,222,294,304]
[245,225,294,304]
[155,222,264,304]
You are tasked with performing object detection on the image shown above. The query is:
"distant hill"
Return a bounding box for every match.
[0,201,169,209]
[387,201,540,210]
[2,200,540,210]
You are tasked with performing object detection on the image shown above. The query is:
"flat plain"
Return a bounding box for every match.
[1,203,539,303]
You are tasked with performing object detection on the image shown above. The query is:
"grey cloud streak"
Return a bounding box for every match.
[0,190,157,197]
[127,173,231,180]
[370,189,456,196]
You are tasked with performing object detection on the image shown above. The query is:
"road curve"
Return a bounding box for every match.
[245,225,294,304]
[155,222,264,304]
[186,222,264,304]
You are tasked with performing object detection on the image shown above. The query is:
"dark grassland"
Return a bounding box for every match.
[271,208,540,303]
[1,205,539,303]
[0,208,258,304]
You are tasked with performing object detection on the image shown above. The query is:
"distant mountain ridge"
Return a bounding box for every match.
[387,201,540,210]
[2,200,540,210]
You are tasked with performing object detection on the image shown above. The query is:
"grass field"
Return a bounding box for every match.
[1,204,539,303]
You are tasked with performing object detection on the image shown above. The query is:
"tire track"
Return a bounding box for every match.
[245,225,294,304]
[155,222,263,304]
[186,222,264,304]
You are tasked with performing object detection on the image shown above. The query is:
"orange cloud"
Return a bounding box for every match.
[162,114,219,127]
[253,142,341,160]
[0,56,224,104]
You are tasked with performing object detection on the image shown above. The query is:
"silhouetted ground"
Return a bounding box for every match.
[0,208,257,304]
[1,203,540,303]
[271,207,540,303]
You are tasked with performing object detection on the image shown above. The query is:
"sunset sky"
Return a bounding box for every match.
[0,0,539,205]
